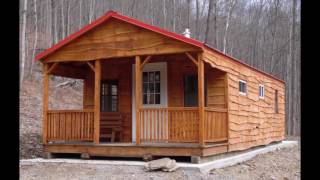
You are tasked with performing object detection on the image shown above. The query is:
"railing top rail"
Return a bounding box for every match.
[204,107,227,112]
[47,109,94,113]
[140,107,198,111]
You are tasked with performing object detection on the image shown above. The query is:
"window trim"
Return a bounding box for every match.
[259,84,265,99]
[239,80,247,96]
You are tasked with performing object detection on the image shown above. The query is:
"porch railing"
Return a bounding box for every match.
[140,107,228,144]
[140,107,199,143]
[46,109,94,142]
[204,107,228,142]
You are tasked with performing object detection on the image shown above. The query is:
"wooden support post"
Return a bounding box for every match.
[198,53,205,146]
[225,73,230,151]
[135,56,142,145]
[94,60,101,144]
[42,63,49,145]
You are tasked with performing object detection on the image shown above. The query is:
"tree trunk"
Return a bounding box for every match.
[223,0,237,53]
[204,0,213,44]
[79,0,82,29]
[61,0,65,39]
[20,0,28,84]
[290,0,297,135]
[173,0,175,32]
[163,0,166,29]
[30,0,38,80]
[187,0,190,28]
[270,0,280,74]
[213,0,218,47]
[195,0,199,39]
[131,0,136,18]
[89,0,95,23]
[151,0,154,25]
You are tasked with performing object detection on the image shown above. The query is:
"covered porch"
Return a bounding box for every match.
[42,52,229,157]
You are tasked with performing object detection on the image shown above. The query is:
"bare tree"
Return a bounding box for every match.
[20,0,28,84]
[223,0,237,53]
[212,0,218,47]
[204,0,213,43]
[30,0,38,79]
[163,0,166,29]
[195,0,200,39]
[290,0,298,135]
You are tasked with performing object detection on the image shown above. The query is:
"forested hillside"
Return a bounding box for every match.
[19,0,300,135]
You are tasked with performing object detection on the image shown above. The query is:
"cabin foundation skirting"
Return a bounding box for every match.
[44,143,228,158]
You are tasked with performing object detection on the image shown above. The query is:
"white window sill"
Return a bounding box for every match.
[239,92,247,96]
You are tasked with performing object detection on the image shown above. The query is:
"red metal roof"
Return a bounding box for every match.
[35,10,284,83]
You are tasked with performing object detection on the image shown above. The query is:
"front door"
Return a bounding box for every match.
[132,62,167,142]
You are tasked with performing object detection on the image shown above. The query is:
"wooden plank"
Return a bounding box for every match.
[198,53,205,146]
[185,52,198,66]
[42,63,49,145]
[94,60,101,144]
[135,56,141,144]
[46,62,59,74]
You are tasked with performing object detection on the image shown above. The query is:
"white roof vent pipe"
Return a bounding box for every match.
[182,28,191,38]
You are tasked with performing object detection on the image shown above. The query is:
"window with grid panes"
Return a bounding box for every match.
[101,80,118,112]
[142,71,161,105]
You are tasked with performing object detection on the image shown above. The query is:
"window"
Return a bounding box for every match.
[143,71,161,105]
[259,84,264,99]
[184,75,207,107]
[275,90,279,113]
[239,80,247,95]
[101,80,118,112]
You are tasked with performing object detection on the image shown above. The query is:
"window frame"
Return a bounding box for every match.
[259,84,265,99]
[142,71,161,105]
[100,80,119,112]
[239,80,247,96]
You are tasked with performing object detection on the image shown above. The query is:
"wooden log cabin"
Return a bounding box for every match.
[36,11,285,162]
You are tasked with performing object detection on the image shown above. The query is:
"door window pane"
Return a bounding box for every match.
[142,71,160,105]
[143,72,148,82]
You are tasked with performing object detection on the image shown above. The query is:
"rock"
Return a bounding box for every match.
[142,154,153,161]
[144,158,178,172]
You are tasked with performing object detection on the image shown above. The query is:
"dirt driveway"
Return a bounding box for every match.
[20,140,300,180]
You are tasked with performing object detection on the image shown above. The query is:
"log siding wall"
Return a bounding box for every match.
[203,49,285,151]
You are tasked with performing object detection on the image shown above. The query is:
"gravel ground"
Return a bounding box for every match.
[20,138,300,180]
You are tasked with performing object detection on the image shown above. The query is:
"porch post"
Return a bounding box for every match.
[198,53,205,146]
[42,63,49,145]
[135,56,141,145]
[94,60,101,144]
